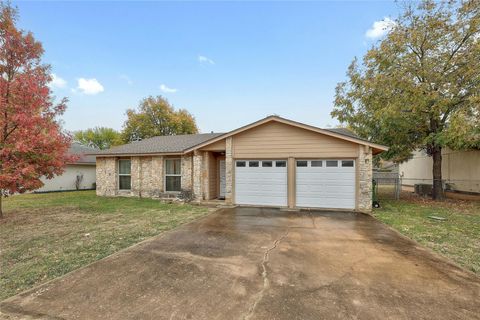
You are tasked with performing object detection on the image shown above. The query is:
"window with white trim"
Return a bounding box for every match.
[296,160,308,167]
[276,161,287,167]
[342,160,354,167]
[118,159,131,190]
[236,161,246,167]
[165,159,182,192]
[249,161,259,167]
[311,160,323,167]
[262,161,273,167]
[326,160,338,167]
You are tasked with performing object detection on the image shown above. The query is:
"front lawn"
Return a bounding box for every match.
[0,191,211,301]
[373,196,480,274]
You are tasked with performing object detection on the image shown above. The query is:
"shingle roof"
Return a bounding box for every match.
[325,127,378,145]
[69,143,98,164]
[325,128,360,140]
[92,133,224,156]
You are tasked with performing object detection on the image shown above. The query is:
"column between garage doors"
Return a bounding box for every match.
[287,157,295,209]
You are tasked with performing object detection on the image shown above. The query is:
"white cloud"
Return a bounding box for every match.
[119,74,133,85]
[365,17,396,39]
[160,84,177,93]
[76,78,104,95]
[49,73,67,89]
[198,55,215,65]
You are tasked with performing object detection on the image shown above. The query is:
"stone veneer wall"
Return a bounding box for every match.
[152,156,164,196]
[225,137,233,204]
[357,145,373,212]
[133,156,165,197]
[96,157,117,196]
[202,152,210,200]
[96,155,192,198]
[192,151,203,200]
[130,157,141,196]
[181,154,193,191]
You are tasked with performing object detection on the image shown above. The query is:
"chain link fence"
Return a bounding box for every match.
[373,171,480,201]
[373,172,401,200]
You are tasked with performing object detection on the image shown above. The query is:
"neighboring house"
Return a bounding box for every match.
[399,149,480,194]
[36,143,97,192]
[374,160,398,173]
[92,116,387,212]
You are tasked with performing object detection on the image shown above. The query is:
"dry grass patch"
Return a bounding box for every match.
[0,191,211,301]
[373,195,480,274]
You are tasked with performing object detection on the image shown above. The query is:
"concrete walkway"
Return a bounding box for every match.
[1,207,479,319]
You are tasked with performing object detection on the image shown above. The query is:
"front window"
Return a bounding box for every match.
[118,159,131,190]
[165,159,182,192]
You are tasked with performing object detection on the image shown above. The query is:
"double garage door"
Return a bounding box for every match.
[235,159,355,209]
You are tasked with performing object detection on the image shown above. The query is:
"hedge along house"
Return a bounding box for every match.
[92,116,387,212]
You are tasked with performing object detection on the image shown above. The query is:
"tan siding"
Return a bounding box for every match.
[215,156,225,198]
[399,148,480,193]
[233,121,359,158]
[200,139,226,151]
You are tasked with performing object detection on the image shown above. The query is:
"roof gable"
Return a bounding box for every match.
[186,116,388,154]
[90,116,388,157]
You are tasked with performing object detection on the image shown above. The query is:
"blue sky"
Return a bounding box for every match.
[14,1,400,133]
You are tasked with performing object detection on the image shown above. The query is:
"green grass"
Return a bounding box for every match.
[0,191,211,301]
[373,197,480,274]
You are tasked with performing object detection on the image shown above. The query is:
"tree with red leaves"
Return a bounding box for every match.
[0,3,74,218]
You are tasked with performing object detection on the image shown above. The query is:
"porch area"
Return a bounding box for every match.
[193,150,227,202]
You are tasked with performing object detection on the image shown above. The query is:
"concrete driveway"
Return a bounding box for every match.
[1,207,479,320]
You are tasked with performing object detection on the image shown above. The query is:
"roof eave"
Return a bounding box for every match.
[68,162,96,166]
[92,152,184,157]
[372,146,389,155]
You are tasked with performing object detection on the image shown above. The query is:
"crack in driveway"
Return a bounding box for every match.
[242,229,290,320]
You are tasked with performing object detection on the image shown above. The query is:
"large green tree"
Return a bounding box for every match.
[332,0,480,200]
[121,96,198,142]
[73,127,122,150]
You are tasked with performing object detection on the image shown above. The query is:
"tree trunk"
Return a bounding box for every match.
[432,146,444,200]
[0,194,3,219]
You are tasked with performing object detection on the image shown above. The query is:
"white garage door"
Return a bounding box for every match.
[296,159,356,209]
[235,160,288,207]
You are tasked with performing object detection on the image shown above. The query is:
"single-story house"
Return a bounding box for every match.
[36,143,97,192]
[92,116,387,212]
[399,148,480,196]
